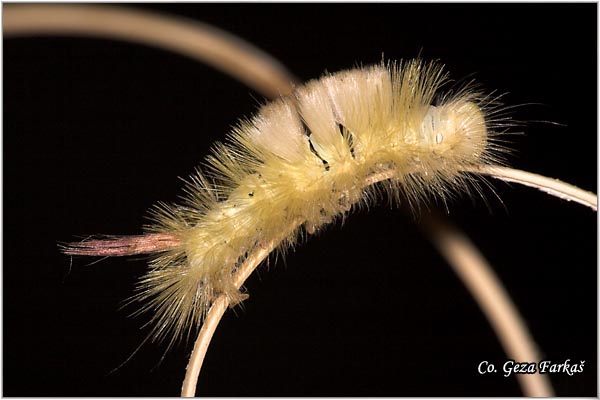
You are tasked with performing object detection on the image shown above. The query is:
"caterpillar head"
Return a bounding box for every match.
[420,100,488,164]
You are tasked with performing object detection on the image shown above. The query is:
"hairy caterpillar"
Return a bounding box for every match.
[64,60,504,348]
[4,4,595,397]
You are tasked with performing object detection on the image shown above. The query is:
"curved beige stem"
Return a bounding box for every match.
[367,166,598,211]
[3,4,298,98]
[419,213,554,397]
[181,299,227,397]
[181,221,301,397]
[467,165,597,211]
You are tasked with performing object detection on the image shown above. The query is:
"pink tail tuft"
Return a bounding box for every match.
[61,233,181,256]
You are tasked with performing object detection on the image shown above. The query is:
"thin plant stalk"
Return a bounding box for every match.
[419,213,554,397]
[3,4,298,98]
[465,165,597,211]
[181,220,301,397]
[366,167,597,211]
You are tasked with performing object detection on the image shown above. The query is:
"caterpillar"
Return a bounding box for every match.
[4,4,595,397]
[64,60,505,348]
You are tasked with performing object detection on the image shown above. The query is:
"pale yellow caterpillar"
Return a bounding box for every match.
[64,59,508,349]
[7,3,587,396]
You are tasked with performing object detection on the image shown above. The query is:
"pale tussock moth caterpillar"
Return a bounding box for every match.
[4,4,595,397]
[64,60,508,349]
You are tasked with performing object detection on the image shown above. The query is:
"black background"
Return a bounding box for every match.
[4,3,597,396]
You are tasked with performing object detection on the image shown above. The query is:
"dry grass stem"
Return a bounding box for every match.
[3,4,298,98]
[181,219,302,397]
[420,213,554,397]
[468,165,597,211]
